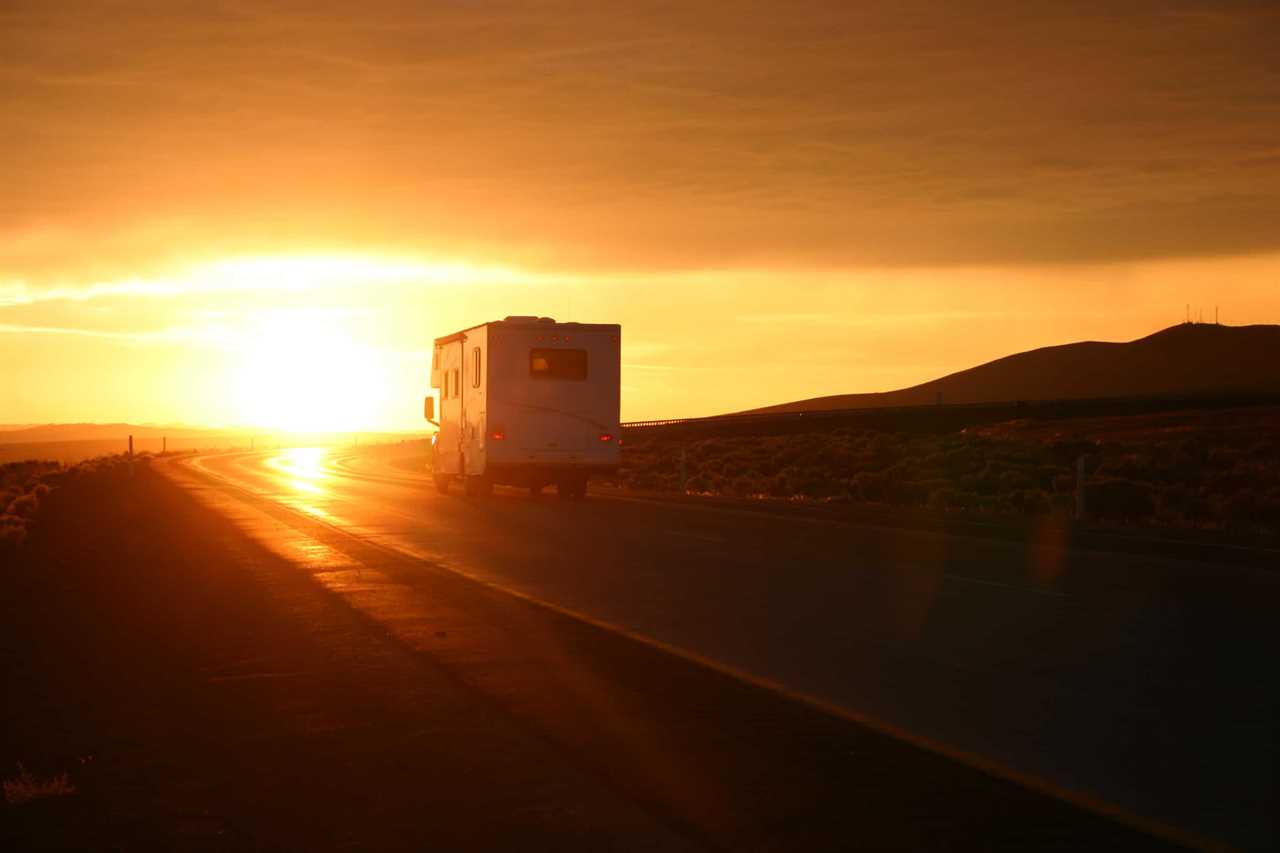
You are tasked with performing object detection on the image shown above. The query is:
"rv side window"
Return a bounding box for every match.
[452,368,460,397]
[530,348,588,380]
[472,347,481,387]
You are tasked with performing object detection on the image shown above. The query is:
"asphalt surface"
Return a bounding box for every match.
[165,448,1279,850]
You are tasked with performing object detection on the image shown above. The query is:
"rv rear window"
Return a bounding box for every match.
[530,348,588,380]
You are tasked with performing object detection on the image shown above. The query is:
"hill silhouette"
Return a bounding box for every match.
[0,423,226,446]
[745,323,1280,414]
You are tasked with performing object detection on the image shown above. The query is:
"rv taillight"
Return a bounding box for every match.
[490,428,507,441]
[598,433,613,442]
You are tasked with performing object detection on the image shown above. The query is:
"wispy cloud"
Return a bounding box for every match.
[734,311,1002,326]
[0,322,231,346]
[0,254,539,306]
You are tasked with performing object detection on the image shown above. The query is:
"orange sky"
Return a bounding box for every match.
[3,1,1279,430]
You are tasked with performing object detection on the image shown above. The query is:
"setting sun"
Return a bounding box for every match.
[232,309,388,432]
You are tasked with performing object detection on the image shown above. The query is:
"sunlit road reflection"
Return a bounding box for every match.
[263,446,329,491]
[261,447,337,517]
[175,448,1279,851]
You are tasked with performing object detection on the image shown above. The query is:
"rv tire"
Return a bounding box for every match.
[557,476,587,501]
[433,474,450,495]
[465,475,493,498]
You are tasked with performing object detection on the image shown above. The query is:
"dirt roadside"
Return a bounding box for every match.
[2,460,1186,851]
[2,461,693,851]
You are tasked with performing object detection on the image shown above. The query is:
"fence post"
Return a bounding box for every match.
[128,434,134,478]
[1075,454,1087,520]
[162,436,166,454]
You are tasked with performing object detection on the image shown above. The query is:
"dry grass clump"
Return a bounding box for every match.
[2,764,76,805]
[1,460,63,551]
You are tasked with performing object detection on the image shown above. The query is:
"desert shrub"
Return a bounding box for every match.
[1158,484,1211,523]
[929,486,980,511]
[1085,479,1155,522]
[1207,447,1243,469]
[2,764,75,805]
[966,464,1005,496]
[5,492,39,518]
[997,467,1036,492]
[1245,440,1277,461]
[886,473,929,506]
[852,469,890,502]
[783,466,832,497]
[1216,489,1280,528]
[1096,453,1155,482]
[0,460,67,555]
[1047,439,1100,466]
[1003,488,1052,515]
[0,515,27,548]
[728,475,762,497]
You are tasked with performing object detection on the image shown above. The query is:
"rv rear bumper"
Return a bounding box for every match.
[486,462,617,485]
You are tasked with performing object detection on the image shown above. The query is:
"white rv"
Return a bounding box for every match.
[424,316,621,498]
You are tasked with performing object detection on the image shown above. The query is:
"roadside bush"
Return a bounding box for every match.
[0,515,28,548]
[852,469,890,502]
[619,406,1280,536]
[5,492,39,519]
[997,468,1036,492]
[1047,439,1098,466]
[1158,484,1211,524]
[1085,479,1155,522]
[1217,489,1280,528]
[0,460,64,556]
[930,487,979,512]
[1003,488,1052,515]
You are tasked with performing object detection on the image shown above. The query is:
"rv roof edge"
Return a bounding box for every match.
[503,315,539,322]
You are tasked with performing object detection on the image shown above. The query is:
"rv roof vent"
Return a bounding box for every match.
[503,315,538,322]
[537,316,556,323]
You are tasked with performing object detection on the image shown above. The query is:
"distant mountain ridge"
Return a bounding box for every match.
[745,323,1280,415]
[0,423,228,445]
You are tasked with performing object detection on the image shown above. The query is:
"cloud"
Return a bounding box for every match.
[0,253,537,305]
[735,311,999,327]
[2,0,1279,282]
[0,321,233,347]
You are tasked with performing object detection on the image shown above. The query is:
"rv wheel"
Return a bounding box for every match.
[433,474,450,494]
[557,476,587,501]
[465,475,493,498]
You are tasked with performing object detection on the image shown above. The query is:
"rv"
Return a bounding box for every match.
[425,316,621,498]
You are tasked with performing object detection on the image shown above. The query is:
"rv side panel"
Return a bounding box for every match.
[462,324,488,476]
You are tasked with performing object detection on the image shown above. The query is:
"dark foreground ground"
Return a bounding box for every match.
[2,461,1184,851]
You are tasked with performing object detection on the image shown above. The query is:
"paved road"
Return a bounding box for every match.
[171,448,1278,850]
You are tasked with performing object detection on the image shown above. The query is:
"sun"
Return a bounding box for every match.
[232,310,386,433]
